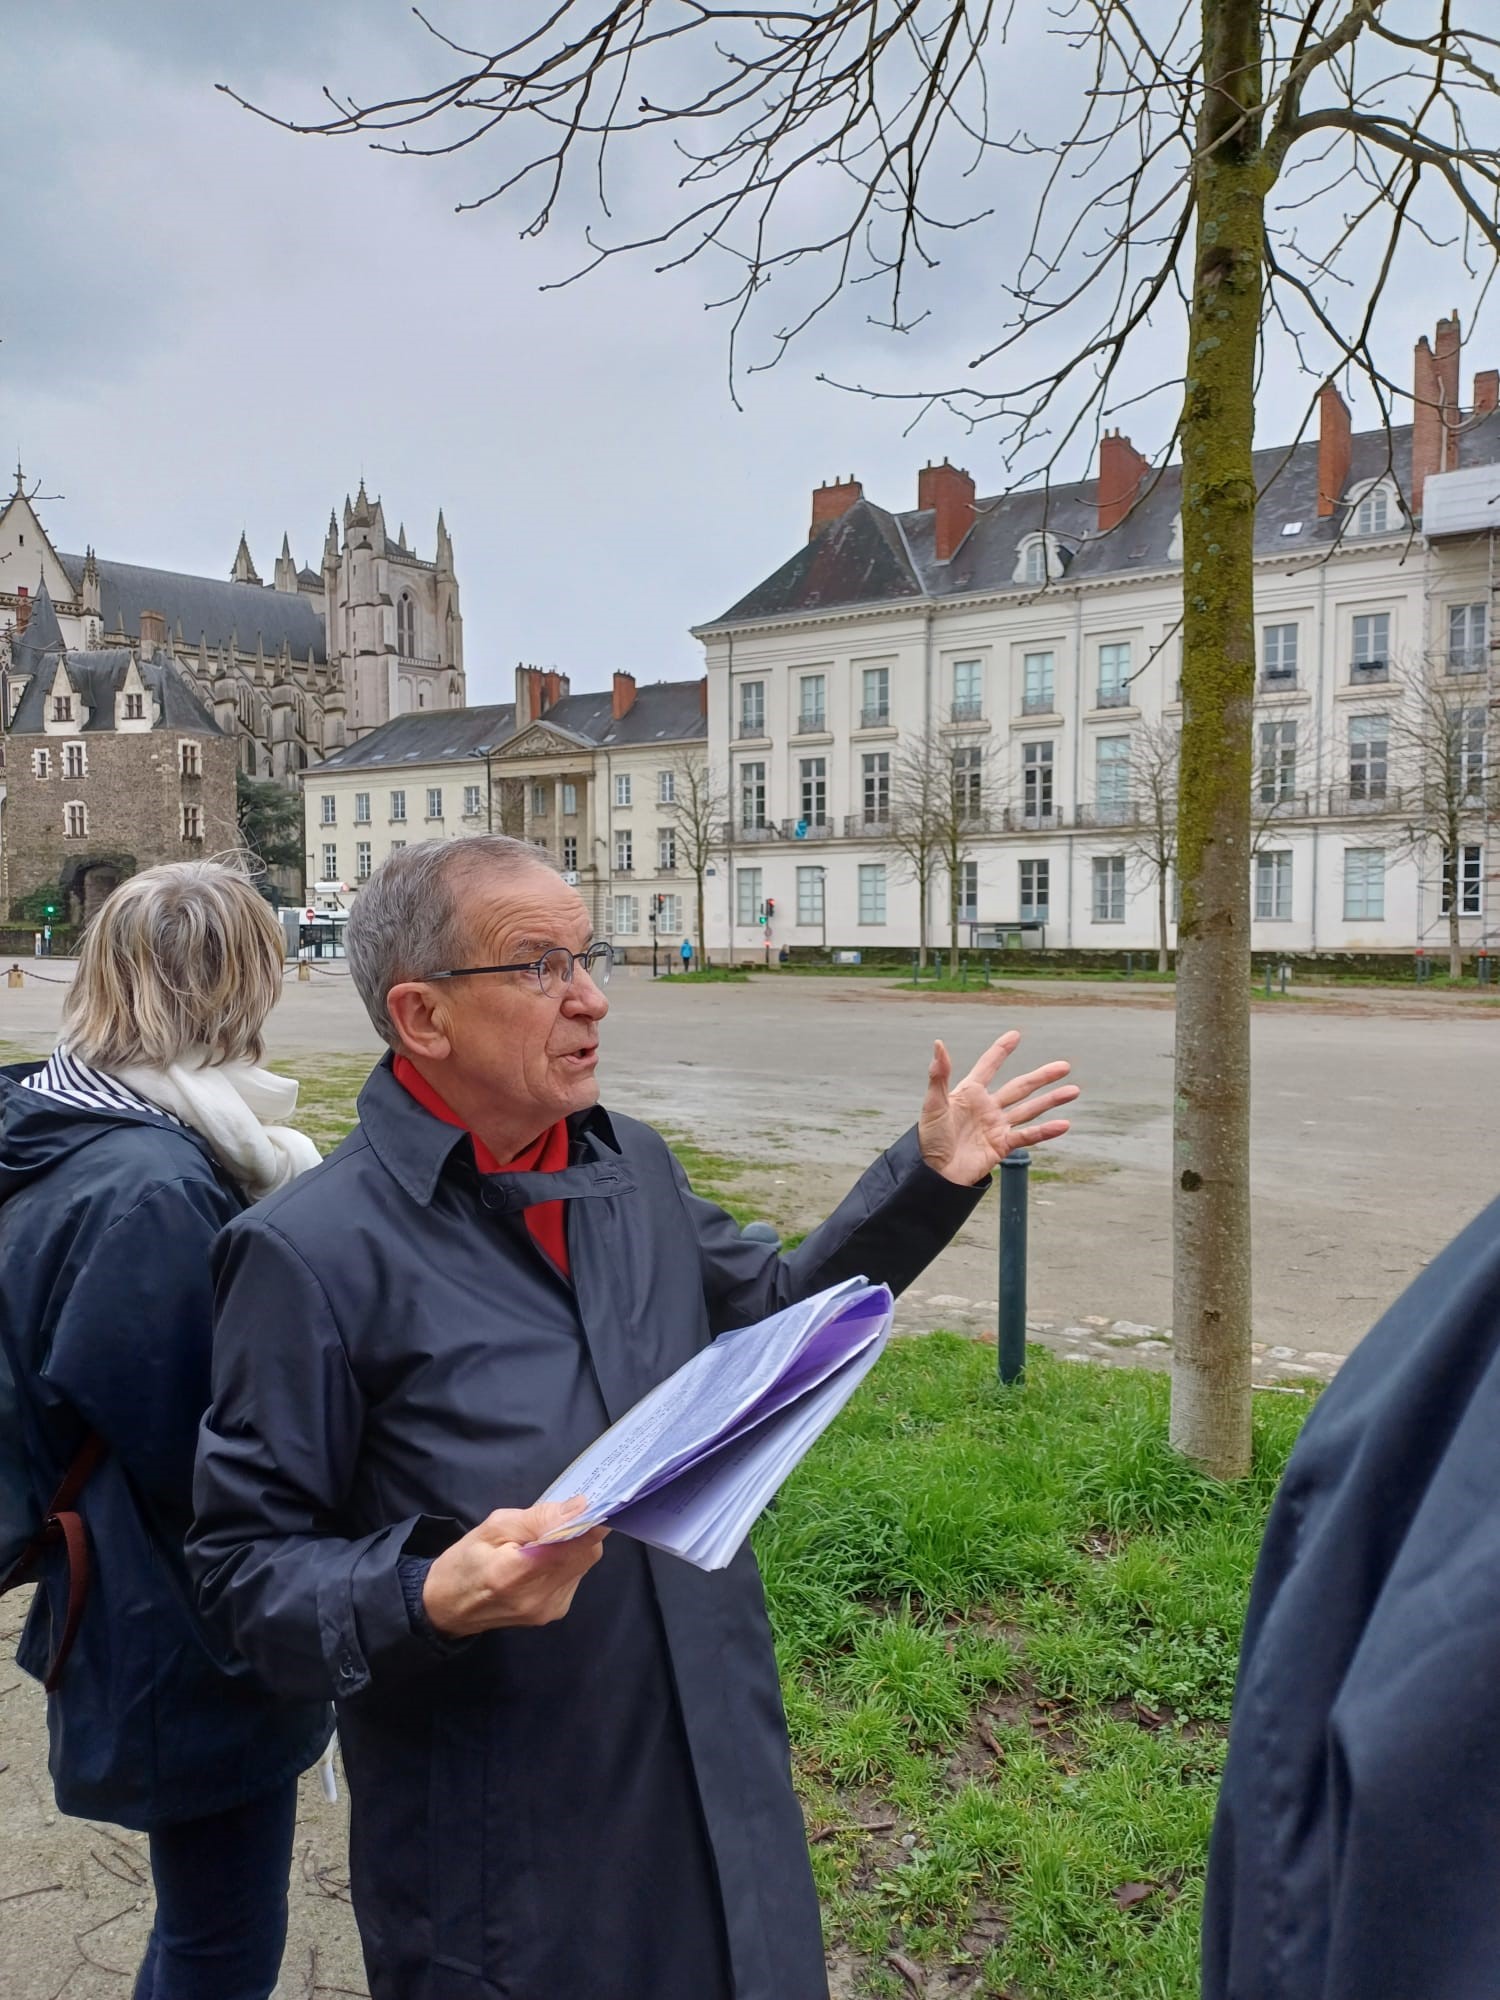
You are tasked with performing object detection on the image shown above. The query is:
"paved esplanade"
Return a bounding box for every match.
[2,962,1492,1371]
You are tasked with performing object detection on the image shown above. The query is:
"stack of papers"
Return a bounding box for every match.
[534,1277,894,1570]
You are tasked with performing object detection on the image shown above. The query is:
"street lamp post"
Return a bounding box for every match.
[471,744,495,832]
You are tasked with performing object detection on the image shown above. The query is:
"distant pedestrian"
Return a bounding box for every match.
[680,935,693,971]
[0,862,327,2000]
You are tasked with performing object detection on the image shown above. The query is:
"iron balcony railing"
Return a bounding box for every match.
[859,705,891,728]
[782,816,834,840]
[951,697,985,722]
[845,811,894,836]
[795,713,828,734]
[1260,668,1298,691]
[1019,693,1054,716]
[1326,784,1404,815]
[737,718,768,739]
[1095,685,1131,709]
[1349,659,1390,684]
[1074,802,1142,828]
[1004,805,1065,831]
[1447,646,1489,672]
[721,819,779,843]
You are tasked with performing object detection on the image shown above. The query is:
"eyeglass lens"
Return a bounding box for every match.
[537,944,612,993]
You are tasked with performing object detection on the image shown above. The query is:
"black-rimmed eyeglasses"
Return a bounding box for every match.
[427,941,613,998]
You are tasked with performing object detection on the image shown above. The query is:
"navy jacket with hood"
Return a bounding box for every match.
[0,1065,330,1830]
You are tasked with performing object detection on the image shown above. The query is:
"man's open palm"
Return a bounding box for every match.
[918,1030,1079,1186]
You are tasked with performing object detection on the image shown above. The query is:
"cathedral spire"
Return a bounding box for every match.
[231,531,261,587]
[273,532,298,595]
[435,508,454,575]
[325,509,340,563]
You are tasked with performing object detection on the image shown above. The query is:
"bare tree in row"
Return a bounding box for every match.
[233,3,1500,1477]
[666,750,727,968]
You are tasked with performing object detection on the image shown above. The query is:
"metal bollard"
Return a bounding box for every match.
[1264,962,1272,998]
[998,1149,1030,1385]
[911,955,919,987]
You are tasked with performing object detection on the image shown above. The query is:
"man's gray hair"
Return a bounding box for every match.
[346,835,553,1047]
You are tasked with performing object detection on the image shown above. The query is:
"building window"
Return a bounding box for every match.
[858,863,887,925]
[658,827,677,872]
[1343,848,1385,921]
[736,867,763,927]
[1255,849,1293,920]
[798,674,827,733]
[613,894,640,935]
[1020,859,1050,923]
[463,785,481,817]
[1263,623,1298,684]
[1442,844,1483,917]
[390,789,407,822]
[562,781,578,816]
[356,841,372,882]
[321,843,337,880]
[124,692,144,720]
[952,659,982,722]
[391,840,406,853]
[1095,735,1131,820]
[1022,740,1055,820]
[426,787,443,820]
[1021,651,1054,715]
[797,866,825,927]
[658,769,675,804]
[397,594,415,657]
[1097,642,1131,708]
[1448,602,1488,672]
[1455,706,1487,800]
[320,794,336,825]
[861,666,890,727]
[615,829,633,872]
[63,742,87,780]
[1258,719,1298,804]
[529,783,548,817]
[1091,855,1126,922]
[862,751,890,824]
[64,801,87,838]
[799,757,827,827]
[1355,486,1391,535]
[1023,538,1048,585]
[179,740,201,778]
[739,761,767,831]
[957,859,979,924]
[1348,715,1388,801]
[182,804,203,840]
[53,695,72,723]
[354,791,371,824]
[615,774,633,808]
[952,746,984,820]
[1351,612,1391,681]
[31,748,50,779]
[739,681,766,738]
[562,836,577,870]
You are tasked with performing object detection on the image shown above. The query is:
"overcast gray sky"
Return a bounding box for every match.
[5,2,1493,700]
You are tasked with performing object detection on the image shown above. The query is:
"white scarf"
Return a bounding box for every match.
[111,1054,321,1199]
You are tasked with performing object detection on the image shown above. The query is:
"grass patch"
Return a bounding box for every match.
[755,1338,1310,1997]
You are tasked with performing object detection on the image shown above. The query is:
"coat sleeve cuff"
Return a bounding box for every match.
[318,1514,467,1696]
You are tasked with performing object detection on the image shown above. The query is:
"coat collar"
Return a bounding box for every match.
[355,1051,622,1208]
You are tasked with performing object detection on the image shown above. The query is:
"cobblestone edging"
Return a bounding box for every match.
[893,1290,1345,1385]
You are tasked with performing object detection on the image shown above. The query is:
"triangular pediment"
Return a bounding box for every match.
[0,486,76,608]
[498,720,594,760]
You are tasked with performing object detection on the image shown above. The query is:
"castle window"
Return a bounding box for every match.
[320,794,336,826]
[32,749,50,779]
[53,695,73,723]
[397,594,415,658]
[124,693,144,720]
[64,743,87,780]
[182,804,203,840]
[390,789,406,822]
[180,740,202,778]
[354,792,371,824]
[65,801,88,838]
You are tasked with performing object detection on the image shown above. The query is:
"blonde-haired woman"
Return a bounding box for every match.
[0,862,329,2000]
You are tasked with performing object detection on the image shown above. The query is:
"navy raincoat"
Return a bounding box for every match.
[1203,1189,1500,1999]
[0,1067,329,1830]
[189,1055,990,2000]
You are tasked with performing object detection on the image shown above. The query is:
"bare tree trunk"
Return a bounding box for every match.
[1450,900,1463,980]
[1158,866,1170,975]
[1169,0,1261,1480]
[697,873,707,970]
[948,874,959,975]
[917,868,930,969]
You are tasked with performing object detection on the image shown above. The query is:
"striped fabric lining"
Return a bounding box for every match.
[22,1046,180,1123]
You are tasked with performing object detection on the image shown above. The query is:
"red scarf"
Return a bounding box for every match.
[393,1057,571,1279]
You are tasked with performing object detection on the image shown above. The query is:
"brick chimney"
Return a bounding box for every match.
[612,671,637,720]
[1475,368,1499,416]
[1097,430,1150,532]
[515,663,544,725]
[1317,383,1352,518]
[540,670,569,712]
[139,608,167,651]
[1413,313,1462,512]
[698,676,708,714]
[809,476,862,541]
[917,460,976,562]
[14,585,29,634]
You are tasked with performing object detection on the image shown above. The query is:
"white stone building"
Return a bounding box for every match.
[695,314,1500,963]
[303,666,708,955]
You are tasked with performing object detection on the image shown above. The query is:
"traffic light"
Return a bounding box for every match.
[43,903,56,918]
[765,897,775,918]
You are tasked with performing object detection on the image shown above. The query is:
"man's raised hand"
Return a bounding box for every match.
[917,1029,1079,1187]
[422,1497,607,1638]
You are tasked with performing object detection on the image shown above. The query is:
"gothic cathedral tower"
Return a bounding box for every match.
[324,482,466,738]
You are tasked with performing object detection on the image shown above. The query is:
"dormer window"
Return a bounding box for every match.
[1015,533,1070,586]
[1350,480,1398,536]
[125,692,144,720]
[53,695,72,723]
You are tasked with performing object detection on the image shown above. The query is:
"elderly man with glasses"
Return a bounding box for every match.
[189,835,1078,2000]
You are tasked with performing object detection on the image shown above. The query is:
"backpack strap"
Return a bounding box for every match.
[0,1431,108,1692]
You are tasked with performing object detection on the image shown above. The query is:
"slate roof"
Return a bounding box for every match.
[57,552,328,663]
[709,415,1500,627]
[9,647,224,736]
[309,680,705,776]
